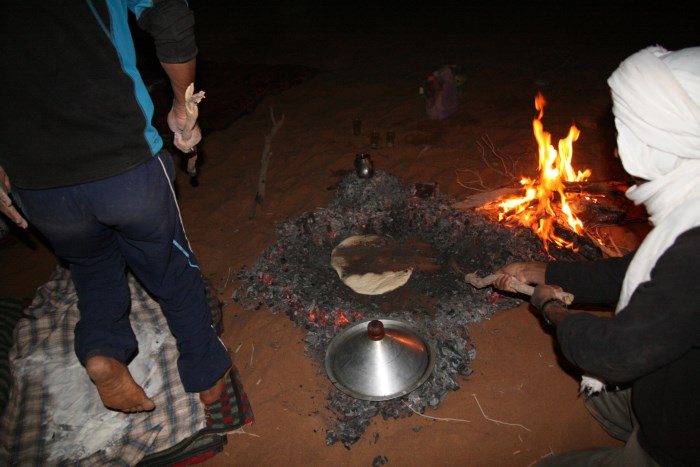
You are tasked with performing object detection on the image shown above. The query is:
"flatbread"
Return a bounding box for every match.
[330,235,414,295]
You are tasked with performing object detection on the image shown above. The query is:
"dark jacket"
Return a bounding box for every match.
[0,0,196,189]
[547,225,700,466]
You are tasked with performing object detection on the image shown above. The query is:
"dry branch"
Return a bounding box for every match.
[250,107,285,219]
[402,401,471,423]
[455,135,522,193]
[471,394,531,432]
[583,228,623,258]
[476,134,521,180]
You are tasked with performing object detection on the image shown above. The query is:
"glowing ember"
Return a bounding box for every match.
[336,311,351,326]
[498,92,591,250]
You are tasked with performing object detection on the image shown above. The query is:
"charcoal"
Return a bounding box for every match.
[233,170,602,446]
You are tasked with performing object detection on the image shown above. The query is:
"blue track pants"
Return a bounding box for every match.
[13,152,231,392]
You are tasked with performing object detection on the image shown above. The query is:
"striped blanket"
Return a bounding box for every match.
[0,296,31,416]
[0,266,251,465]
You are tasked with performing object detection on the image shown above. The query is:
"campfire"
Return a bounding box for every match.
[475,92,628,256]
[497,92,590,250]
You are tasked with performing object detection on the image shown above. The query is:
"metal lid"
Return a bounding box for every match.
[324,318,436,401]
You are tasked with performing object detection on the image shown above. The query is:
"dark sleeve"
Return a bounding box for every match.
[136,0,197,63]
[545,254,634,304]
[555,227,700,384]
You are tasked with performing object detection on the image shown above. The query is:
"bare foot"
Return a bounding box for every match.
[199,368,230,405]
[86,356,155,413]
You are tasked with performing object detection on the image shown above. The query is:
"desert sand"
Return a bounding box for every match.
[1,2,697,466]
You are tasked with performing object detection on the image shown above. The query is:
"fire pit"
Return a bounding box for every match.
[233,169,602,446]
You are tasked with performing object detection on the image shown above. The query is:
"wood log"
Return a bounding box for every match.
[451,180,631,211]
[450,186,521,210]
[562,179,631,194]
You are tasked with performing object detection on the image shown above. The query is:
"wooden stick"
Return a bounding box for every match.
[250,107,285,219]
[463,272,574,305]
[451,186,522,210]
[181,84,204,140]
[583,228,622,258]
[180,83,205,177]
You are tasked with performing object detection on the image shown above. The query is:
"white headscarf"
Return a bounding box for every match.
[581,45,700,394]
[611,45,700,309]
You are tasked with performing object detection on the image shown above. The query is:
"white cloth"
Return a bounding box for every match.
[582,45,700,394]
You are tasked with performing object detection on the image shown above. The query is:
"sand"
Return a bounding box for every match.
[1,2,697,466]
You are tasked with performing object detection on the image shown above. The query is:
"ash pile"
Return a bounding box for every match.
[233,170,601,447]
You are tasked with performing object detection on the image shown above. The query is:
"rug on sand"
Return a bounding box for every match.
[0,266,253,465]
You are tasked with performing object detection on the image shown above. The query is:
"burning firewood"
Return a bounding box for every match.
[454,93,637,259]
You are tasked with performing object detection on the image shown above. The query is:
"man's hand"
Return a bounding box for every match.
[493,262,546,292]
[0,166,28,229]
[159,59,201,153]
[531,284,575,327]
[167,107,201,153]
[531,284,564,310]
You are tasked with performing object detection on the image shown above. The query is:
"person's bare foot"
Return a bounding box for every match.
[86,356,155,413]
[199,368,230,405]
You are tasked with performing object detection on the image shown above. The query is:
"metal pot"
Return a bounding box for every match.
[324,318,436,401]
[354,153,375,178]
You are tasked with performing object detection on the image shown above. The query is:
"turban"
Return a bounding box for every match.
[581,46,700,394]
[609,44,700,306]
[609,45,700,182]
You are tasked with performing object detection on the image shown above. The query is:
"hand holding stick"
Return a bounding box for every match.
[180,84,205,177]
[464,272,574,305]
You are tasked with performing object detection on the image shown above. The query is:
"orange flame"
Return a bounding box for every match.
[498,92,591,251]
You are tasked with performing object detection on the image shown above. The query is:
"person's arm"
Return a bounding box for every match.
[545,254,634,304]
[161,60,201,152]
[530,284,581,327]
[136,0,200,151]
[553,228,700,383]
[161,60,196,118]
[496,254,634,303]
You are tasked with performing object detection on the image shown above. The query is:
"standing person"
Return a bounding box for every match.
[495,45,700,466]
[0,1,231,413]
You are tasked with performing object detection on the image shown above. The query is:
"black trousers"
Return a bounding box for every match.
[538,388,660,467]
